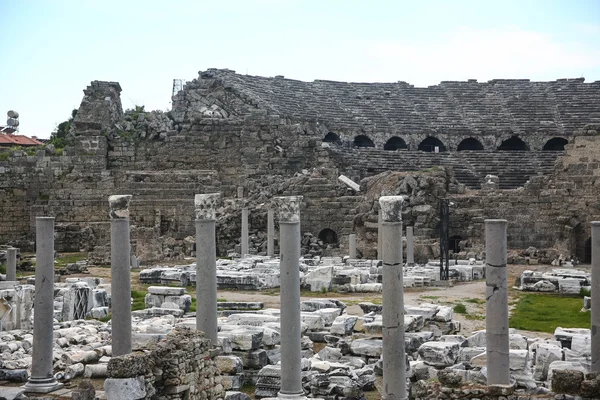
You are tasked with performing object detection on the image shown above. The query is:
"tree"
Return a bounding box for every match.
[50,109,77,148]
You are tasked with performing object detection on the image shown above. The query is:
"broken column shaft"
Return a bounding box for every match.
[195,193,220,345]
[592,221,600,372]
[109,195,133,357]
[485,219,510,385]
[406,226,414,265]
[274,196,306,399]
[349,233,357,259]
[6,247,17,281]
[24,217,62,393]
[380,196,407,400]
[267,208,275,257]
[378,208,383,260]
[241,208,249,257]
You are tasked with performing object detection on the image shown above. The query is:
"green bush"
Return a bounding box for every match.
[0,263,6,274]
[580,287,591,297]
[453,303,467,314]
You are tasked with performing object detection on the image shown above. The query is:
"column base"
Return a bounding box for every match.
[276,392,308,400]
[23,378,63,393]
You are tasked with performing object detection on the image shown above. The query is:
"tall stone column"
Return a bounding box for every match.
[379,196,407,400]
[23,217,62,393]
[378,208,384,260]
[349,234,357,259]
[406,226,414,265]
[267,208,275,257]
[241,208,249,257]
[195,193,220,345]
[485,219,510,385]
[274,196,306,400]
[109,195,132,357]
[6,247,17,281]
[591,221,600,372]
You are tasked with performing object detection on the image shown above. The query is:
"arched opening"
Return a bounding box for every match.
[323,132,342,145]
[572,223,590,263]
[418,137,447,152]
[584,237,591,264]
[457,138,484,151]
[449,235,463,254]
[384,136,408,151]
[498,136,529,151]
[543,137,568,151]
[353,135,375,148]
[318,228,338,245]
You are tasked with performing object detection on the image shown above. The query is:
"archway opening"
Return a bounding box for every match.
[418,137,447,152]
[318,228,338,245]
[498,136,529,151]
[584,237,591,264]
[449,235,463,254]
[354,135,375,148]
[572,223,590,263]
[543,137,568,151]
[384,136,408,151]
[457,138,484,151]
[323,132,342,145]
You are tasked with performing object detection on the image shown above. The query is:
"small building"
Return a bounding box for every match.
[0,126,44,147]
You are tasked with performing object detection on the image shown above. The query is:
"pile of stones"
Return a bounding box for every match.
[518,268,590,294]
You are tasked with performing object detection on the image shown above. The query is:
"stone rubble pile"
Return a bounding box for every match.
[518,268,591,294]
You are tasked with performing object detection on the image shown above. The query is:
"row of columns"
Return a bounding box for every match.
[20,197,600,397]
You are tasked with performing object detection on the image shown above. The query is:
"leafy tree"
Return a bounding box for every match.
[50,109,77,148]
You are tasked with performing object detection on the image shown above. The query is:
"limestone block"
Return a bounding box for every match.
[417,341,460,367]
[232,350,268,369]
[533,342,563,380]
[433,305,453,322]
[215,355,243,374]
[350,338,382,357]
[314,308,342,326]
[303,266,333,292]
[219,329,263,351]
[547,361,587,383]
[301,312,325,331]
[457,347,485,364]
[227,313,279,326]
[147,286,186,296]
[330,315,358,336]
[224,391,251,400]
[104,376,146,400]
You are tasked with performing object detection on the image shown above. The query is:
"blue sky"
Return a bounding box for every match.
[1,0,599,138]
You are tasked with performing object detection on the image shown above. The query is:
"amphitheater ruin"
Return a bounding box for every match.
[0,70,599,399]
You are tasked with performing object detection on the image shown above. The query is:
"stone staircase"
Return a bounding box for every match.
[326,146,562,190]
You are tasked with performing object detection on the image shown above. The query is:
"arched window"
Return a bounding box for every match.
[323,132,342,145]
[418,137,447,152]
[457,138,484,151]
[384,136,408,151]
[542,137,568,151]
[318,228,338,245]
[498,136,529,151]
[353,135,375,148]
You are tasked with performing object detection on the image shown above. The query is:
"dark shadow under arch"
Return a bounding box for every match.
[498,136,529,151]
[318,228,338,245]
[384,136,408,151]
[323,132,342,145]
[449,235,463,253]
[584,237,591,264]
[457,138,484,151]
[543,137,568,151]
[354,135,375,148]
[418,137,447,152]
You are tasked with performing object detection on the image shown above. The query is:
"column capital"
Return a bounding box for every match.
[108,195,132,219]
[379,196,405,223]
[273,196,303,223]
[194,193,221,220]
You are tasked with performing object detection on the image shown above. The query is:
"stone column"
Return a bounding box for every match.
[109,195,132,357]
[379,196,407,400]
[6,247,17,281]
[195,193,220,345]
[378,208,383,260]
[592,221,600,372]
[241,208,249,257]
[406,226,414,265]
[485,219,510,385]
[23,217,62,393]
[274,196,306,399]
[349,234,357,259]
[267,208,275,257]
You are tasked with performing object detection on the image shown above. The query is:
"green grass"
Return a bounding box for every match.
[453,303,468,314]
[54,252,88,268]
[509,293,591,333]
[0,263,5,274]
[464,298,485,304]
[131,290,147,311]
[420,295,441,300]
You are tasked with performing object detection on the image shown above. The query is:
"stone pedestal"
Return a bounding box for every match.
[592,221,600,372]
[273,196,306,400]
[241,208,249,257]
[23,217,63,393]
[406,226,414,265]
[349,234,356,259]
[267,208,275,257]
[195,193,220,345]
[379,196,407,400]
[109,195,132,357]
[485,219,510,385]
[6,247,17,281]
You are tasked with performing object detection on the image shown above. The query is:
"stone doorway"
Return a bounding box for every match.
[584,237,592,264]
[449,235,463,254]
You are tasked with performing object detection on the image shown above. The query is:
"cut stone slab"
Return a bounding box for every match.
[417,341,460,367]
[147,286,186,295]
[350,338,383,357]
[330,315,358,336]
[104,376,146,400]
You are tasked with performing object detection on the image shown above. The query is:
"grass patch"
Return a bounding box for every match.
[420,295,441,300]
[453,303,468,314]
[464,298,485,304]
[0,263,5,274]
[217,298,228,302]
[509,293,590,333]
[131,290,147,311]
[55,252,88,268]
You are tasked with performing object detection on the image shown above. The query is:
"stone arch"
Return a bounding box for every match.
[323,132,342,145]
[318,228,338,245]
[449,235,463,253]
[543,137,568,151]
[418,137,447,152]
[384,136,408,151]
[498,136,529,151]
[457,137,484,151]
[353,135,375,148]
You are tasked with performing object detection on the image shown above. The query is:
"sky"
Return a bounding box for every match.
[1,0,599,139]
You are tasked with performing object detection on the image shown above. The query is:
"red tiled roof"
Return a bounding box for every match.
[0,132,44,146]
